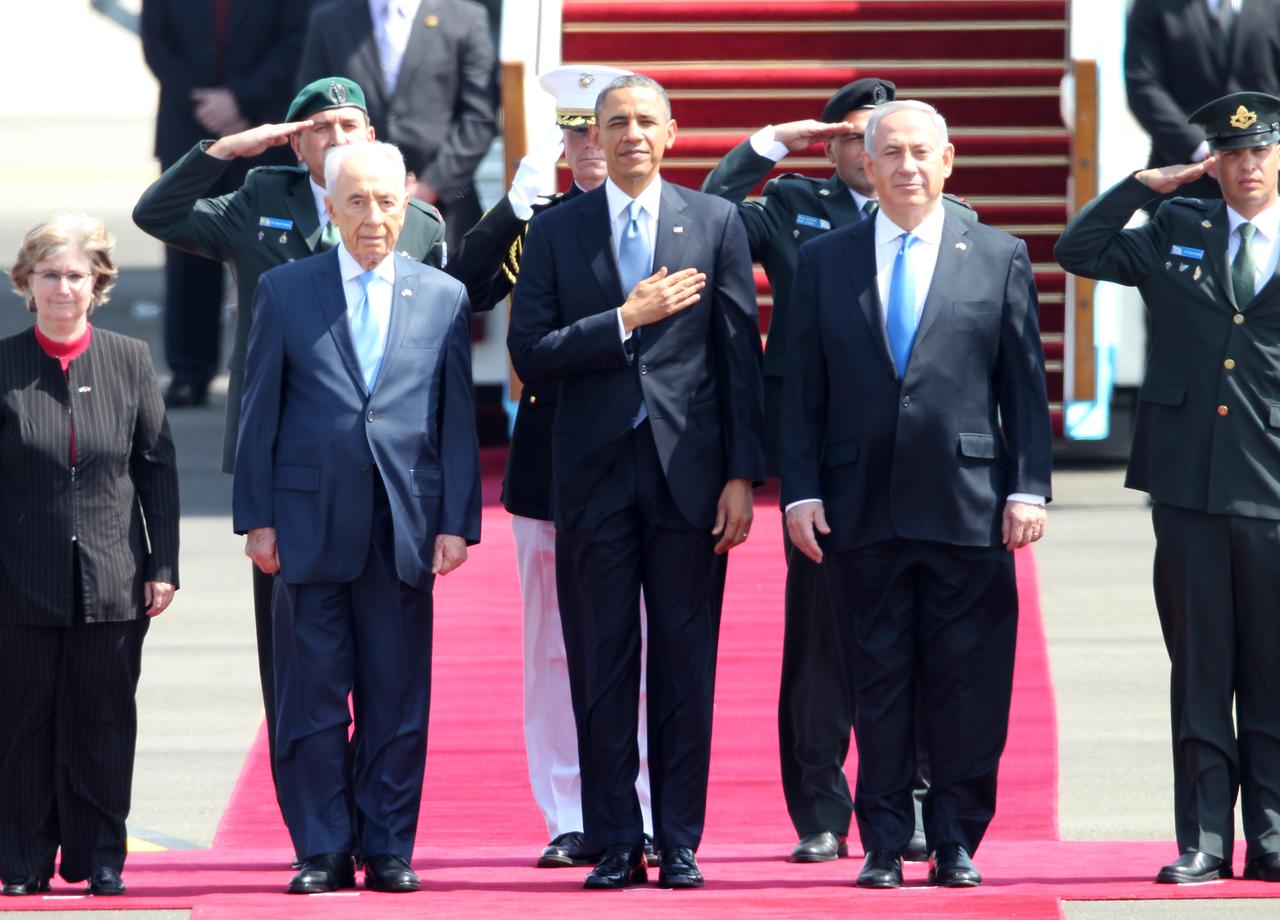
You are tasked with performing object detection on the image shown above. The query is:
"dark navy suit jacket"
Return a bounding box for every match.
[507,181,766,531]
[232,249,481,590]
[780,210,1053,552]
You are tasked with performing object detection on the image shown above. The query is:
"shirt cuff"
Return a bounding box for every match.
[784,498,823,513]
[749,125,790,163]
[616,307,632,342]
[1007,493,1046,506]
[1191,140,1211,163]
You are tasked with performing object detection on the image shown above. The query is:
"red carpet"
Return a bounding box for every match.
[7,492,1279,916]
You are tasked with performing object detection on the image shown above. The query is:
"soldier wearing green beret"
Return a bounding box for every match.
[132,76,445,814]
[1057,90,1280,886]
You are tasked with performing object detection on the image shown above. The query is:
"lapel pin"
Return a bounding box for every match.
[424,14,439,27]
[1202,220,1213,229]
[401,288,412,297]
[1179,262,1190,271]
[400,250,410,257]
[793,229,800,238]
[673,226,684,234]
[77,385,92,393]
[279,232,288,244]
[1165,261,1173,270]
[955,241,968,251]
[1194,265,1203,281]
[258,230,265,241]
[818,188,830,197]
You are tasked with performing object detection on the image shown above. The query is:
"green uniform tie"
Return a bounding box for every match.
[862,199,879,220]
[1232,222,1257,308]
[317,220,341,252]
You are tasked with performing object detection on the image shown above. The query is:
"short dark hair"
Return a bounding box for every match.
[593,74,672,124]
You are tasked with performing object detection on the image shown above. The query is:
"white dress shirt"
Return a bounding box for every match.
[1226,199,1280,295]
[310,176,331,229]
[336,242,395,369]
[1205,0,1243,16]
[369,0,417,94]
[605,176,662,341]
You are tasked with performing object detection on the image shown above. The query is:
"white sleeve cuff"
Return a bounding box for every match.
[616,307,632,342]
[1007,493,1046,506]
[1191,140,1211,164]
[749,125,790,163]
[507,188,534,222]
[784,498,823,513]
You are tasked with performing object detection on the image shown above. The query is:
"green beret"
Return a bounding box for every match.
[286,77,368,122]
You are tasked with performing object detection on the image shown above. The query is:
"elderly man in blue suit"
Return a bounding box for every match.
[233,140,480,895]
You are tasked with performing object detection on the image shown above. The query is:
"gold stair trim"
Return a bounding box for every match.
[669,86,1060,99]
[585,58,1065,70]
[565,21,1065,33]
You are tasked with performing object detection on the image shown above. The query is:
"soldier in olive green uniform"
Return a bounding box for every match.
[133,77,444,810]
[1056,91,1280,886]
[701,79,974,864]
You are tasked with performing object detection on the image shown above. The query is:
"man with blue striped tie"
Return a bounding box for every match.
[780,99,1052,890]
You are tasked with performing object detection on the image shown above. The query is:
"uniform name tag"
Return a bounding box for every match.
[259,216,294,230]
[1170,245,1204,259]
[796,214,831,231]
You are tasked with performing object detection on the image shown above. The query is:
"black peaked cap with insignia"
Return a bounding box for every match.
[286,77,368,122]
[821,78,896,122]
[1189,91,1280,151]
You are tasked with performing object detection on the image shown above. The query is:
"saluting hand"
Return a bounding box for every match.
[206,121,314,161]
[1135,158,1215,195]
[619,267,706,333]
[771,119,859,152]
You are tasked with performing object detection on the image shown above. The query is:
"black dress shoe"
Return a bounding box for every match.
[164,382,208,409]
[644,833,661,867]
[1244,852,1280,882]
[583,843,647,889]
[287,853,356,894]
[856,848,903,888]
[658,846,704,889]
[789,831,848,863]
[903,830,929,862]
[1156,850,1232,884]
[538,831,598,868]
[2,876,51,896]
[87,867,126,896]
[363,854,420,892]
[928,843,982,887]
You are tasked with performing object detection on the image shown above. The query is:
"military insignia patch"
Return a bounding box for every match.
[327,80,348,105]
[873,84,889,105]
[1230,105,1258,130]
[1194,266,1203,281]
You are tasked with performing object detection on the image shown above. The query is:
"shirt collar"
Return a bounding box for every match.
[605,175,663,222]
[337,242,396,285]
[369,0,412,19]
[848,187,874,213]
[1227,198,1280,241]
[310,176,330,227]
[874,200,946,248]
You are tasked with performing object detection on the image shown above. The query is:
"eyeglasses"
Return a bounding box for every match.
[33,270,94,290]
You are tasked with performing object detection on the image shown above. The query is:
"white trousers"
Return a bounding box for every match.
[512,514,653,839]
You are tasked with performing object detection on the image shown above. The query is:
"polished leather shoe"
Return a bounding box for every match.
[644,833,661,867]
[538,831,598,868]
[164,382,208,409]
[1243,852,1280,882]
[789,831,848,863]
[903,830,929,862]
[583,843,647,889]
[363,854,420,892]
[658,846,704,889]
[87,867,126,896]
[1156,850,1232,884]
[856,848,903,888]
[2,876,51,896]
[287,853,356,894]
[928,843,982,887]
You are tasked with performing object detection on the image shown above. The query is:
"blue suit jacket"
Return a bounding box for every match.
[780,210,1053,552]
[232,249,481,590]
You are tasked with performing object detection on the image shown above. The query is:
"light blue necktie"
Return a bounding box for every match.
[617,199,651,296]
[350,269,385,392]
[886,232,918,376]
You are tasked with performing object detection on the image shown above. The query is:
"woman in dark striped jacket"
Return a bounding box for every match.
[0,215,179,897]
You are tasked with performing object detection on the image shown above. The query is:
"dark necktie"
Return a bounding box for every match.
[1232,222,1257,308]
[317,221,341,252]
[862,199,879,221]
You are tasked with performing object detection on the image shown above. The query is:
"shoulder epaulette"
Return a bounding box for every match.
[408,198,444,222]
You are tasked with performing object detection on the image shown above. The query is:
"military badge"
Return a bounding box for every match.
[328,80,348,105]
[1230,105,1258,130]
[873,84,889,105]
[579,73,595,89]
[1194,266,1203,281]
[1202,220,1213,229]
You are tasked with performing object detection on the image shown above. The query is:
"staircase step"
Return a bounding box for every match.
[661,93,1063,130]
[642,64,1065,91]
[563,1,1068,26]
[672,133,1069,158]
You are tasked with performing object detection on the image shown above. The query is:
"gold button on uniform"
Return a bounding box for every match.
[1224,358,1236,369]
[1234,313,1245,325]
[529,394,537,405]
[1218,405,1230,416]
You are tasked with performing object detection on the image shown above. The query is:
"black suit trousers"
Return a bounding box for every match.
[271,478,434,862]
[0,617,148,882]
[1151,503,1280,861]
[826,539,1016,856]
[556,422,721,852]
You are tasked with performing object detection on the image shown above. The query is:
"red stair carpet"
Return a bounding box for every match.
[562,0,1072,434]
[5,470,1279,916]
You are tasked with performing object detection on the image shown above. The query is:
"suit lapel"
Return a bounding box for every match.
[390,0,438,104]
[313,251,368,394]
[1199,201,1237,310]
[817,175,863,229]
[284,174,324,251]
[372,256,416,393]
[848,224,893,372]
[913,214,973,351]
[579,186,625,304]
[653,182,691,278]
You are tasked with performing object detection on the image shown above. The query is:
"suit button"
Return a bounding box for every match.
[366,410,376,422]
[360,462,370,472]
[1218,404,1230,416]
[902,396,912,407]
[1224,358,1236,370]
[1234,313,1245,325]
[640,364,648,375]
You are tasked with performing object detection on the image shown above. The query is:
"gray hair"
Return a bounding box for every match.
[593,74,672,123]
[323,141,407,193]
[865,100,950,159]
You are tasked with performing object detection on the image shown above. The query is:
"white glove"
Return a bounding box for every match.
[508,124,565,220]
